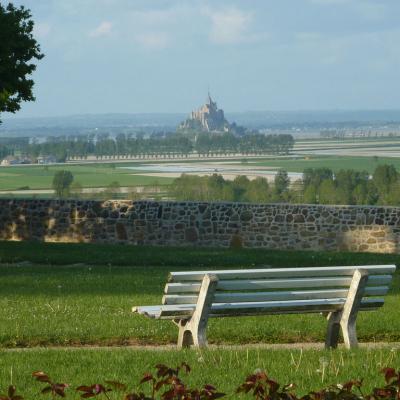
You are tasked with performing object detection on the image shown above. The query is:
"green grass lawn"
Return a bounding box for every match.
[1,348,399,398]
[0,163,173,190]
[247,156,400,173]
[0,242,399,348]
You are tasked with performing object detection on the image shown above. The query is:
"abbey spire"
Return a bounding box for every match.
[178,94,230,133]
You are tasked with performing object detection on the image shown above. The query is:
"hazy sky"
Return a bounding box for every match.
[5,0,400,118]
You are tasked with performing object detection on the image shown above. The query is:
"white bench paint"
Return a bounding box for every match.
[133,265,396,349]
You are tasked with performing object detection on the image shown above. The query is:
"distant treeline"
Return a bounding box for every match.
[0,132,294,161]
[170,164,400,206]
[319,130,399,139]
[0,137,29,158]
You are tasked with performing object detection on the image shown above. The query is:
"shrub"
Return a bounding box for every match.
[0,365,399,400]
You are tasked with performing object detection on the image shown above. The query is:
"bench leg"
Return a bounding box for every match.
[325,269,368,350]
[340,269,368,349]
[177,321,194,348]
[177,321,208,349]
[174,274,218,349]
[341,318,358,349]
[325,311,341,349]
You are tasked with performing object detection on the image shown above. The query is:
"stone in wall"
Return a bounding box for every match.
[0,199,399,253]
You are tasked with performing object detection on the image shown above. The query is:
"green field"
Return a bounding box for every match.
[0,163,173,191]
[1,348,399,398]
[0,242,399,348]
[247,155,400,173]
[2,154,400,193]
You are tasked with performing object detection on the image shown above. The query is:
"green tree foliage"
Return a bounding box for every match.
[195,133,294,156]
[169,164,400,206]
[6,132,294,161]
[335,169,369,204]
[246,177,271,203]
[300,165,400,206]
[303,183,317,204]
[318,179,337,204]
[273,170,290,201]
[372,164,399,205]
[303,168,333,188]
[170,175,209,201]
[232,175,250,201]
[52,170,74,198]
[0,3,44,121]
[171,174,273,203]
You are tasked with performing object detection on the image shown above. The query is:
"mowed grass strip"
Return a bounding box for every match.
[0,242,399,347]
[2,240,400,267]
[0,348,399,398]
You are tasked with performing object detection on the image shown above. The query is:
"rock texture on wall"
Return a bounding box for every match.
[0,199,399,253]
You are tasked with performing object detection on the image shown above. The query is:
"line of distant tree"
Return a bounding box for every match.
[319,130,400,139]
[169,164,400,206]
[0,132,294,162]
[170,172,289,203]
[0,137,30,158]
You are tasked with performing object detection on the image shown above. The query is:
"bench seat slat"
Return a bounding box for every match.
[134,298,384,319]
[169,265,396,282]
[162,286,389,305]
[165,275,392,294]
[208,300,383,318]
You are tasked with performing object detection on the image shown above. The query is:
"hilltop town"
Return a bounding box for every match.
[178,94,245,135]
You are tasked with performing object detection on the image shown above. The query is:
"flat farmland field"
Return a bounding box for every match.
[246,155,400,173]
[2,152,400,194]
[0,163,173,191]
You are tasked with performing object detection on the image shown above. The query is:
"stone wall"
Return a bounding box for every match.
[0,199,399,253]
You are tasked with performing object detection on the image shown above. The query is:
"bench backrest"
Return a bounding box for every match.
[159,265,396,319]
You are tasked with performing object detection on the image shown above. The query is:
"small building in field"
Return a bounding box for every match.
[1,156,24,166]
[37,155,57,164]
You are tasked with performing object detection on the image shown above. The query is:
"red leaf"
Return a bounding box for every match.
[382,368,397,383]
[7,386,16,398]
[76,386,94,393]
[140,373,154,384]
[32,371,51,384]
[94,384,106,394]
[180,362,191,374]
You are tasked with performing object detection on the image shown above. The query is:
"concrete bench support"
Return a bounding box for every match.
[325,269,369,349]
[175,274,218,348]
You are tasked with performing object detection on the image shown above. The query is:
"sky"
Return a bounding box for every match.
[4,0,400,118]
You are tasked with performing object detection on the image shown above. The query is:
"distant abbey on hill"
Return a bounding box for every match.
[178,93,244,135]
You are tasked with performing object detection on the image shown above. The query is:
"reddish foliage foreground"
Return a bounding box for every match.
[0,364,399,400]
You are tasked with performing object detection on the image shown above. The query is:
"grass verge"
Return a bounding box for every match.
[0,348,399,398]
[2,240,400,267]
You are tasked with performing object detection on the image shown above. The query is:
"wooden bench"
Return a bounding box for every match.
[133,265,396,349]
